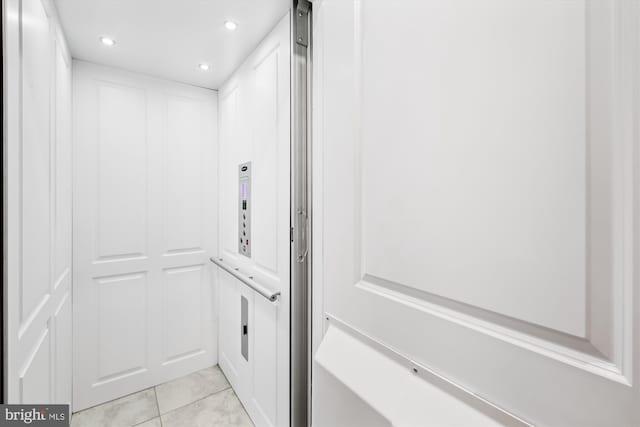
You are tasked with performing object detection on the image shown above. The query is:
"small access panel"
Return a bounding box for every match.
[239,162,251,257]
[241,295,249,361]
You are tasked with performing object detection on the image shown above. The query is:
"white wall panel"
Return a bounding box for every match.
[165,96,204,253]
[312,0,640,425]
[97,84,148,260]
[252,50,280,275]
[73,61,218,410]
[163,266,204,362]
[217,271,242,382]
[4,0,73,407]
[313,363,388,427]
[360,0,587,337]
[54,40,72,286]
[20,330,52,404]
[54,293,72,404]
[96,273,148,380]
[217,12,290,427]
[21,0,52,323]
[219,88,242,262]
[252,298,278,424]
[52,35,73,407]
[314,323,510,427]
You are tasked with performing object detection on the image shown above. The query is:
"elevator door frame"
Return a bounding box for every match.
[290,0,312,426]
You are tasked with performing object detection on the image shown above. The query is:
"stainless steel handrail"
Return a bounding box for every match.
[209,257,281,302]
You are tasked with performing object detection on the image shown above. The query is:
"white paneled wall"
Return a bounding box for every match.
[217,13,291,427]
[4,0,73,406]
[72,62,218,410]
[312,0,639,425]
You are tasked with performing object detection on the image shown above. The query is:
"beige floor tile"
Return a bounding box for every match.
[71,388,159,427]
[155,366,230,414]
[133,417,162,427]
[161,389,253,427]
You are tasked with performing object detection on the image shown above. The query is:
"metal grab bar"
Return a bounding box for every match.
[209,257,281,302]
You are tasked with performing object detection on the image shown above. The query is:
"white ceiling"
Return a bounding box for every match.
[55,0,290,89]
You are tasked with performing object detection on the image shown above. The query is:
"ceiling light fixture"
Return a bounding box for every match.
[198,63,210,71]
[99,36,116,46]
[224,20,237,31]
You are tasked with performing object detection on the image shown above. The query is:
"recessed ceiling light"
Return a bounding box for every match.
[224,20,237,31]
[198,63,210,71]
[99,36,116,46]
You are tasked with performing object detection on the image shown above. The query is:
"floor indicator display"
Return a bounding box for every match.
[238,162,251,257]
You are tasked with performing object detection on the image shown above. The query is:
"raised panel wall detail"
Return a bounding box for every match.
[252,298,278,425]
[20,329,52,404]
[73,61,217,410]
[163,266,204,362]
[361,0,587,337]
[217,14,290,427]
[217,272,241,381]
[21,0,52,323]
[97,83,148,260]
[313,0,639,424]
[5,0,73,406]
[219,88,241,262]
[165,96,204,254]
[252,50,279,275]
[349,0,632,373]
[96,273,147,381]
[54,293,72,404]
[54,41,73,283]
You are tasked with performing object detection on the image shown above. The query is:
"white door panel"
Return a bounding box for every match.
[21,0,52,325]
[165,96,206,254]
[5,0,73,406]
[360,0,588,336]
[217,13,290,427]
[163,266,206,362]
[312,0,639,425]
[94,83,148,260]
[95,273,148,380]
[73,61,218,410]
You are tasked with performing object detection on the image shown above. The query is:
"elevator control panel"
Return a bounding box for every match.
[238,162,251,257]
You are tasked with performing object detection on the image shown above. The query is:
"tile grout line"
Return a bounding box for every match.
[75,386,157,417]
[131,416,158,427]
[154,387,164,427]
[79,367,230,427]
[228,387,253,426]
[158,384,233,418]
[131,388,164,427]
[76,388,160,427]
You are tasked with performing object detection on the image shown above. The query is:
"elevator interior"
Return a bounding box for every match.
[3,0,305,425]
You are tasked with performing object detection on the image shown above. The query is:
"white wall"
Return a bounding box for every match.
[4,0,73,406]
[72,61,219,410]
[311,0,640,426]
[216,13,291,427]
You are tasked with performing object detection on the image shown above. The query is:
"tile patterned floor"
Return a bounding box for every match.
[71,366,253,427]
